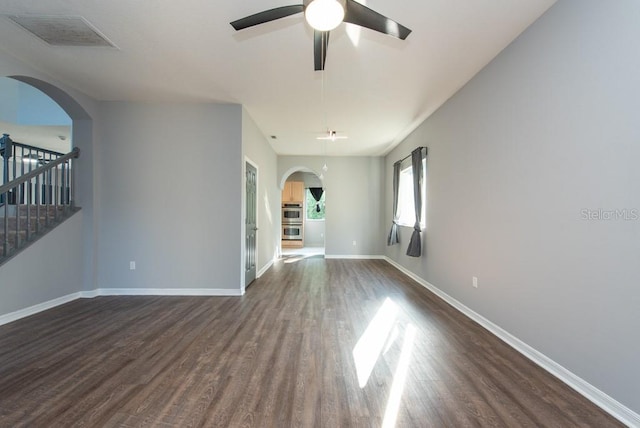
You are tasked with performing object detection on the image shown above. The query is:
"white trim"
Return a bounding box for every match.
[79,289,100,298]
[383,256,640,427]
[81,289,242,297]
[279,166,322,190]
[0,288,243,326]
[94,288,243,297]
[325,255,386,260]
[0,291,84,326]
[257,259,274,278]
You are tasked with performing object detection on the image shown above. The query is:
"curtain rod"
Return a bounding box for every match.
[395,146,427,165]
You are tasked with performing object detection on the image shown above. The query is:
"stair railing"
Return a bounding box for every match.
[2,133,68,191]
[1,133,79,259]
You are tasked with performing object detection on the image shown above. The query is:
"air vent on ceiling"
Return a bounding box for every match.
[5,15,115,47]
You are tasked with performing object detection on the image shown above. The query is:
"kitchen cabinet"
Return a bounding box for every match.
[282,181,304,248]
[282,239,303,248]
[282,181,305,203]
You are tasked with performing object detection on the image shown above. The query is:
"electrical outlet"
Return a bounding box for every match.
[352,240,357,246]
[130,261,136,270]
[472,276,478,288]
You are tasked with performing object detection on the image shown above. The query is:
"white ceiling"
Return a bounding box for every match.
[0,0,556,156]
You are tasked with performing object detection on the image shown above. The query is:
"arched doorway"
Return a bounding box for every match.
[3,75,93,208]
[0,77,72,152]
[1,74,94,285]
[280,168,325,259]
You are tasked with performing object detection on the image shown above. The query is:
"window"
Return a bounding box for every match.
[397,157,426,227]
[306,189,325,220]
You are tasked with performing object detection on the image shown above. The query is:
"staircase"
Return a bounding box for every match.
[1,133,80,265]
[0,205,79,259]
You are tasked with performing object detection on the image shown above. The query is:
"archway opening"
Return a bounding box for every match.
[281,168,325,259]
[0,76,72,156]
[1,77,74,206]
[3,75,92,208]
[0,74,94,284]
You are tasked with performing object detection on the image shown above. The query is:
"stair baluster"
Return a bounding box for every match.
[0,133,80,263]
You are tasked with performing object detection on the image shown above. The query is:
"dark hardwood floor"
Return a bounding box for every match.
[0,258,623,427]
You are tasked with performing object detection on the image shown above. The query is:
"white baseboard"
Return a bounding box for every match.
[0,291,84,326]
[257,259,274,278]
[383,257,640,427]
[325,255,386,260]
[93,288,243,297]
[0,288,243,326]
[79,289,100,298]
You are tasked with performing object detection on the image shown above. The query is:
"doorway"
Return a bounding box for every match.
[281,170,325,259]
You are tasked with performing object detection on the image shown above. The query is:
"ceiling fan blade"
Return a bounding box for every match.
[314,30,330,71]
[343,0,411,40]
[230,5,304,31]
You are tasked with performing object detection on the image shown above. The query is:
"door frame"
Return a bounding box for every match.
[242,156,259,294]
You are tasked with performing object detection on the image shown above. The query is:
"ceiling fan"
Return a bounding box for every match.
[230,0,411,71]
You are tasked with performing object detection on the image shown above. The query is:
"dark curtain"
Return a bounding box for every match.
[406,147,424,257]
[387,161,401,246]
[309,187,324,212]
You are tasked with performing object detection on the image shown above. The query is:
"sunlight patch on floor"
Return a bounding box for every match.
[352,298,399,388]
[281,247,325,263]
[382,323,417,428]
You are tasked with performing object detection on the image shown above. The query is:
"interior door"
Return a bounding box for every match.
[245,162,257,287]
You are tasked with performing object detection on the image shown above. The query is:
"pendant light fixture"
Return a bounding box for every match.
[319,54,330,176]
[305,0,345,31]
[317,130,348,142]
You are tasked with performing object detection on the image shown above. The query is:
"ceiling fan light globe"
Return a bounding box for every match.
[305,0,345,31]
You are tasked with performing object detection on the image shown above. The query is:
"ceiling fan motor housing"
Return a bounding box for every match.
[305,0,346,32]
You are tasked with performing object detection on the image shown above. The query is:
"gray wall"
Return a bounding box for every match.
[304,220,325,247]
[242,108,280,278]
[279,156,384,256]
[97,102,243,291]
[0,213,84,316]
[0,50,97,316]
[385,0,640,413]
